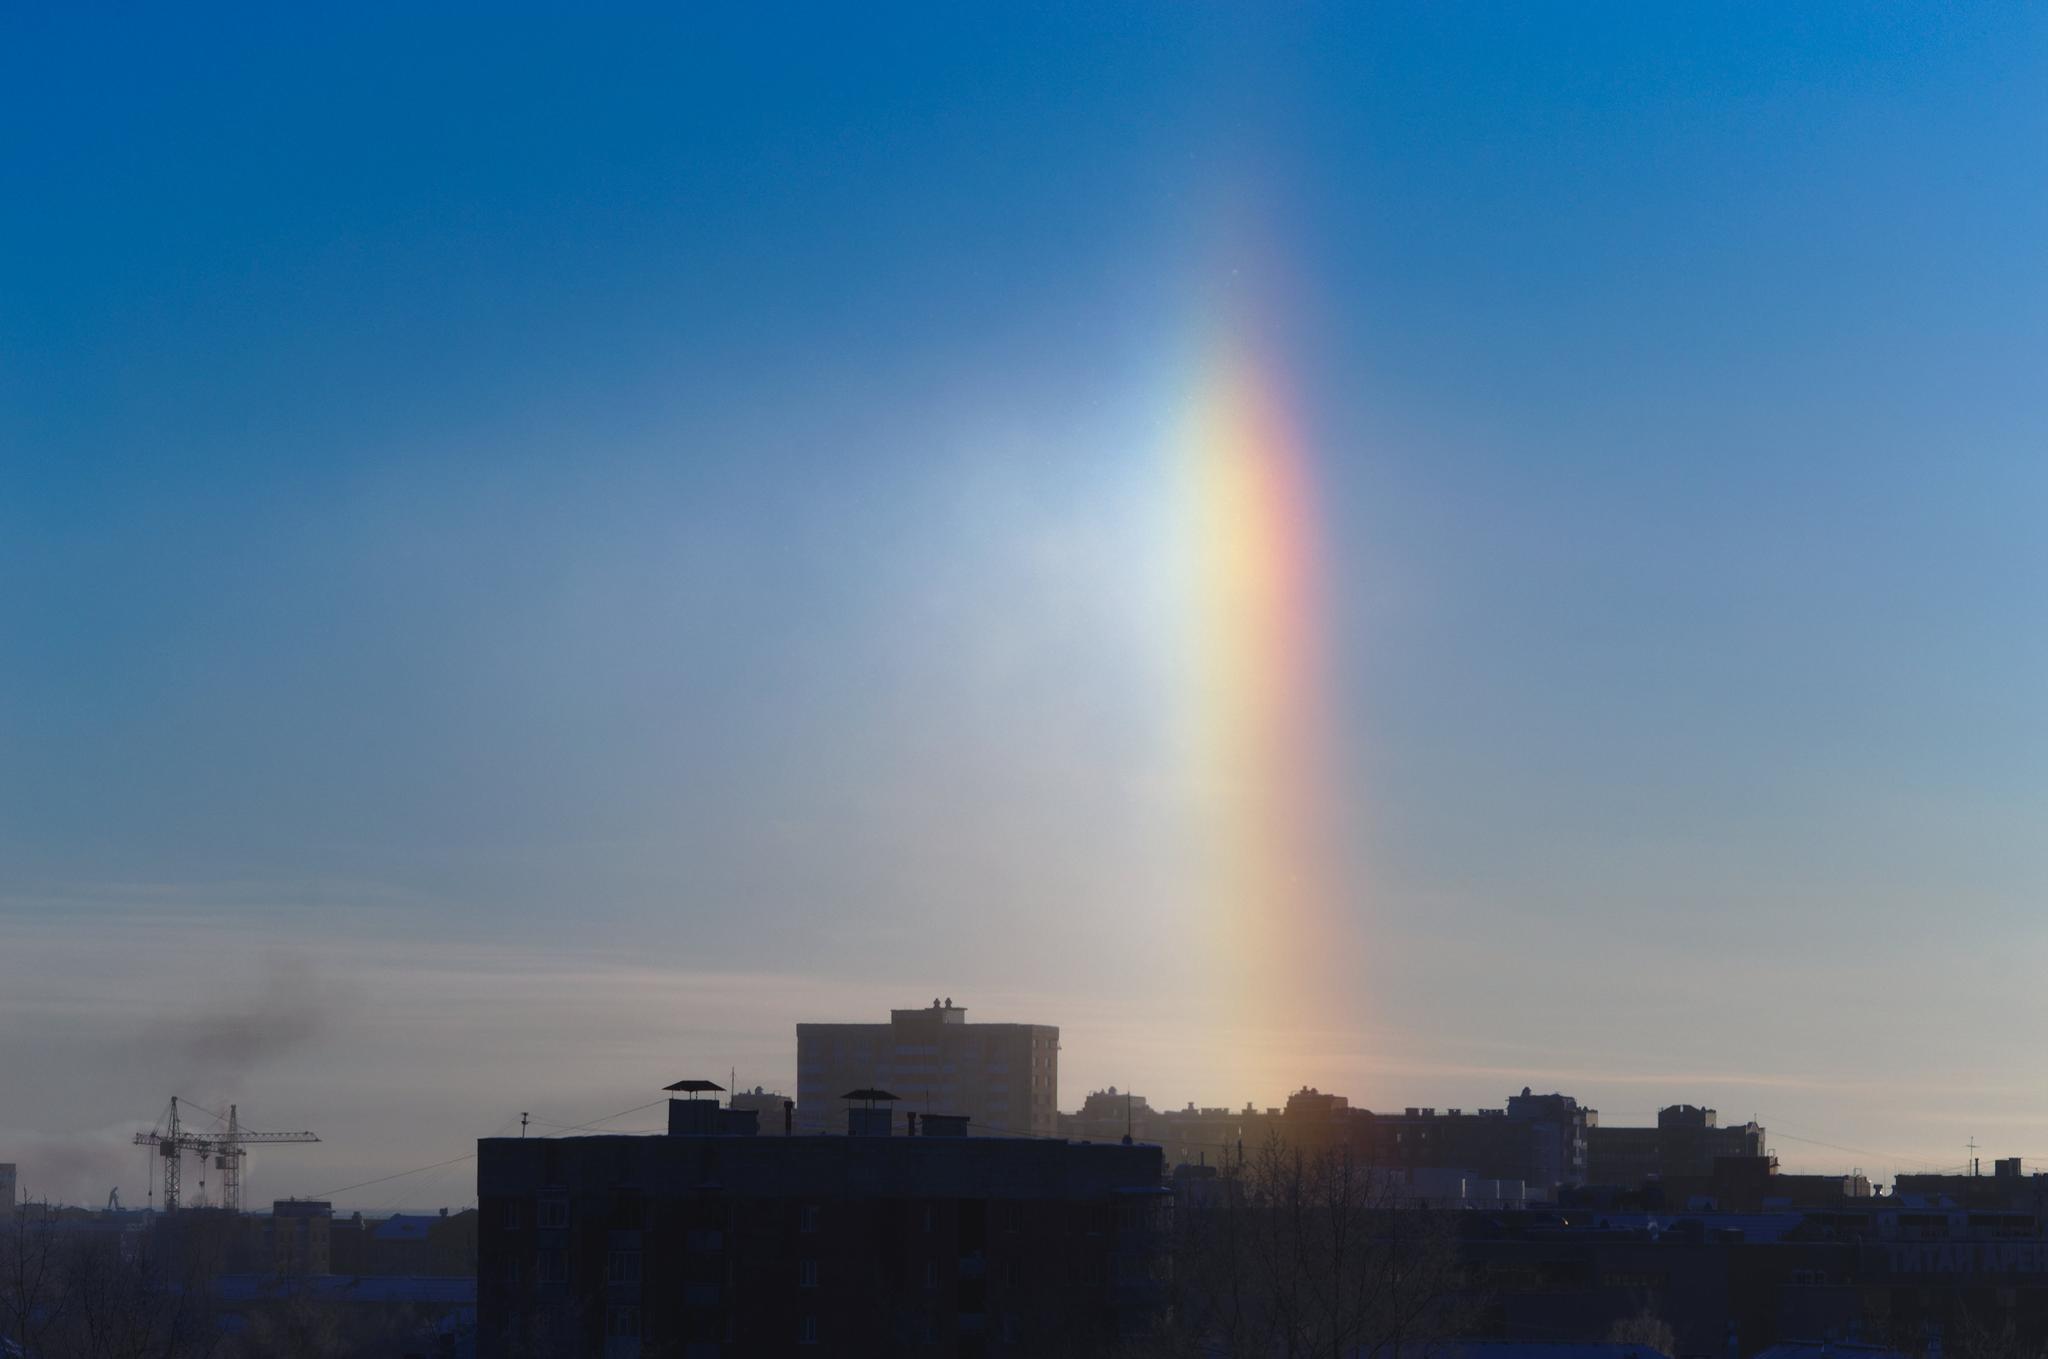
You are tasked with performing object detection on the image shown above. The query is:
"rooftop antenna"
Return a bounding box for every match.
[1124,1090,1134,1146]
[520,1112,529,1139]
[1969,1136,1980,1176]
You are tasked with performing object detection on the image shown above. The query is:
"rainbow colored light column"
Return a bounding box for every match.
[1176,325,1345,1061]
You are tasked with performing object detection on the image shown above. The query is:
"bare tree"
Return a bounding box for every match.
[1135,1135,1469,1359]
[1605,1309,1677,1358]
[0,1203,69,1357]
[0,1204,230,1359]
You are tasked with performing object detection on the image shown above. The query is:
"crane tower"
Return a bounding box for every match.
[133,1097,320,1213]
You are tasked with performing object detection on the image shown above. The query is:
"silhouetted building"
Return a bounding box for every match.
[326,1207,479,1277]
[1154,1103,1270,1170]
[1587,1104,1766,1189]
[796,999,1059,1137]
[1365,1091,1595,1201]
[1893,1156,2048,1212]
[1058,1087,1158,1145]
[728,1086,795,1136]
[268,1199,332,1275]
[1139,1087,1593,1201]
[0,1162,14,1212]
[1642,1154,1872,1212]
[476,1095,1166,1357]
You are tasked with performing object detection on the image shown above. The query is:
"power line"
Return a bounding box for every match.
[308,1153,477,1202]
[1768,1128,1950,1170]
[302,1098,672,1204]
[536,1099,667,1136]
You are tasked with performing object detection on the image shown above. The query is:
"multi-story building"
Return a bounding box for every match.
[1058,1087,1158,1145]
[1130,1087,1594,1201]
[796,999,1059,1137]
[1362,1091,1595,1201]
[1587,1104,1766,1189]
[475,1094,1166,1357]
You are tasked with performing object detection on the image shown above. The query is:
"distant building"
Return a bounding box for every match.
[1645,1154,1871,1211]
[1153,1103,1270,1170]
[1058,1087,1158,1145]
[728,1086,795,1136]
[330,1206,479,1277]
[1136,1087,1593,1202]
[1586,1104,1766,1189]
[1893,1156,2048,1211]
[476,1094,1166,1357]
[0,1162,14,1212]
[1366,1091,1595,1201]
[268,1199,332,1275]
[796,999,1059,1137]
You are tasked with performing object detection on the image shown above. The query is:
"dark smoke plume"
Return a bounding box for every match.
[174,954,349,1076]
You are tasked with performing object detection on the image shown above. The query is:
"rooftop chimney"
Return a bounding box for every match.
[669,1099,721,1136]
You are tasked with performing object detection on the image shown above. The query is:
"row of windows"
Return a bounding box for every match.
[501,1199,826,1234]
[498,1194,1041,1247]
[507,1249,824,1291]
[601,1313,966,1349]
[605,1308,818,1345]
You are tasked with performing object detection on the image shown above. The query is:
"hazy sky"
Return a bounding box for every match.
[6,4,2048,1208]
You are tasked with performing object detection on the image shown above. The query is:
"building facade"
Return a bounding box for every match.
[1587,1104,1766,1189]
[796,999,1059,1137]
[476,1101,1165,1358]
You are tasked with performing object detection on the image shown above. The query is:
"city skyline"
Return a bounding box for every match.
[9,4,2048,1212]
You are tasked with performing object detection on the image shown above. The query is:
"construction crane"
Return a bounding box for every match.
[133,1097,320,1213]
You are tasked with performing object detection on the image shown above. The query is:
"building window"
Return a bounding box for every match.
[925,1261,937,1289]
[922,1205,933,1233]
[499,1199,522,1231]
[799,1204,819,1234]
[800,1316,819,1345]
[537,1248,567,1284]
[538,1197,569,1229]
[608,1249,642,1285]
[607,1305,641,1338]
[501,1256,521,1286]
[800,1258,818,1288]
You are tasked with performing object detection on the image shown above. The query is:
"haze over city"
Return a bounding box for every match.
[7,3,2048,1217]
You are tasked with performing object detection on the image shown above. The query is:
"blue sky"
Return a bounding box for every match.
[5,4,2048,1205]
